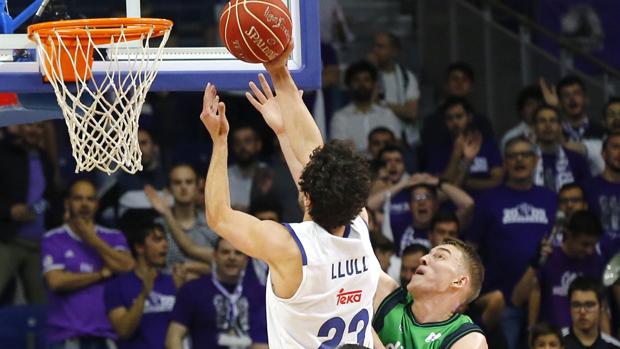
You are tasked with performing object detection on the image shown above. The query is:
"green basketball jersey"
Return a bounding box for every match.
[372,287,483,349]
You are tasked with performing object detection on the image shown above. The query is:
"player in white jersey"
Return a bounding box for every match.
[200,41,381,348]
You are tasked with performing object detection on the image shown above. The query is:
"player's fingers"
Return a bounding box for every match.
[218,101,226,117]
[258,73,273,99]
[245,92,262,111]
[202,83,212,110]
[249,81,267,103]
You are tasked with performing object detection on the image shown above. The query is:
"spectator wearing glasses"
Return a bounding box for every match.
[468,136,557,349]
[562,276,620,349]
[553,183,589,247]
[397,174,474,256]
[384,173,473,282]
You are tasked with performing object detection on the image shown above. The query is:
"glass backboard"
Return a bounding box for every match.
[0,0,321,92]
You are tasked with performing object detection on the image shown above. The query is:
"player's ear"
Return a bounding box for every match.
[452,276,468,289]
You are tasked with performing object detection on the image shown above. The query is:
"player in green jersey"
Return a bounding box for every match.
[372,238,488,348]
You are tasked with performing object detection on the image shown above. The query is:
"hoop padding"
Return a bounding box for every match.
[27,18,173,174]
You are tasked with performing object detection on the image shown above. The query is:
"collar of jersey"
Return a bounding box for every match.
[406,300,460,327]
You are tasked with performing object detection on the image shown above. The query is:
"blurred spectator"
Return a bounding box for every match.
[501,85,544,152]
[468,136,557,349]
[318,0,354,50]
[554,183,589,246]
[424,97,503,194]
[383,173,474,256]
[228,124,267,212]
[583,132,620,259]
[368,32,420,147]
[532,105,591,192]
[367,127,397,161]
[41,179,134,348]
[530,322,564,349]
[385,174,474,282]
[570,98,620,177]
[330,61,402,152]
[147,164,217,276]
[427,211,460,247]
[105,222,181,349]
[559,183,589,220]
[420,62,495,153]
[248,195,282,223]
[165,239,268,349]
[372,234,394,273]
[398,174,474,255]
[562,276,620,348]
[144,184,213,282]
[0,122,61,304]
[540,75,605,176]
[398,243,428,287]
[521,211,605,329]
[367,146,412,246]
[98,128,167,224]
[249,139,303,222]
[556,76,605,142]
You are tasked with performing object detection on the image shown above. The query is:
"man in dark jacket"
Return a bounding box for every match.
[0,123,60,303]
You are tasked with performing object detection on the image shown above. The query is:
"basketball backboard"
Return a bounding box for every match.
[0,0,321,93]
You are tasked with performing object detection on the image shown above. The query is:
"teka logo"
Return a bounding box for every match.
[336,288,362,305]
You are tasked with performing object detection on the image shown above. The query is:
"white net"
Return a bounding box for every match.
[31,21,171,174]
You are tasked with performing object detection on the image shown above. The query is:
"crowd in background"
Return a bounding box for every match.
[1,1,620,349]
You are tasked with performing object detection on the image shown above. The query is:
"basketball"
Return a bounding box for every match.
[219,0,292,63]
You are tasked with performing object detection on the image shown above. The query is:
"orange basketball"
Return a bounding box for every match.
[219,0,292,63]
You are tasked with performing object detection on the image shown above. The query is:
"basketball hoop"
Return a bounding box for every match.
[27,18,173,174]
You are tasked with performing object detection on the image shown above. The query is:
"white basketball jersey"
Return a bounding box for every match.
[266,215,381,348]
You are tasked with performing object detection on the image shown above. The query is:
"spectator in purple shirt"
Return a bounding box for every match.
[41,179,135,348]
[165,238,268,349]
[468,136,557,349]
[0,122,61,304]
[513,210,606,329]
[398,175,474,256]
[583,132,620,259]
[424,96,504,194]
[105,222,184,349]
[552,183,589,247]
[367,146,412,249]
[532,105,591,192]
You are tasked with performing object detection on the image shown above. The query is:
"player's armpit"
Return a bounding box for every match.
[450,332,488,349]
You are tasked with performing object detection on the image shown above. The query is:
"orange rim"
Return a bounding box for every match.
[27,18,173,44]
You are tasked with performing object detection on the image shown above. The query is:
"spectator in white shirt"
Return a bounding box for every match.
[330,61,402,152]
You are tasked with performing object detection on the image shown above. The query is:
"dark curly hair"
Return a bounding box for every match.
[299,140,371,231]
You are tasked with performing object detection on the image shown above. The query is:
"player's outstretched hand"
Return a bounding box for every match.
[246,73,285,135]
[200,83,229,141]
[263,40,294,73]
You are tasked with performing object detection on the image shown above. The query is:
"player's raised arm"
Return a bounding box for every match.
[246,74,303,187]
[263,42,323,166]
[200,83,294,262]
